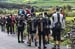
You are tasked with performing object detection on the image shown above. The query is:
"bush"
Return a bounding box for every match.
[0,8,18,14]
[67,11,75,17]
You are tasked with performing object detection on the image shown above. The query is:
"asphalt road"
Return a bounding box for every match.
[0,30,68,49]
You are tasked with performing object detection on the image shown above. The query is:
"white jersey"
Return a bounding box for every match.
[51,12,65,29]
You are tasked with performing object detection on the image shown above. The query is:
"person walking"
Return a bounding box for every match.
[52,7,65,49]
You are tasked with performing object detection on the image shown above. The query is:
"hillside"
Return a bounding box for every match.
[0,0,75,4]
[0,0,75,7]
[0,0,37,4]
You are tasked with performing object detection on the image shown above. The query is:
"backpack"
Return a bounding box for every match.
[18,9,23,15]
[55,13,61,29]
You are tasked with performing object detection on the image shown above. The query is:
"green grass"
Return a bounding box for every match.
[66,17,74,21]
[32,2,75,7]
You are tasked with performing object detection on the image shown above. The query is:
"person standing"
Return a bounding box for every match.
[27,14,37,46]
[26,8,31,17]
[1,16,6,32]
[52,7,65,49]
[44,12,51,44]
[15,16,19,32]
[27,16,31,45]
[18,8,24,16]
[37,13,47,49]
[0,16,1,27]
[6,16,12,34]
[31,7,35,14]
[27,16,34,46]
[17,15,25,43]
[10,14,15,34]
[32,13,38,46]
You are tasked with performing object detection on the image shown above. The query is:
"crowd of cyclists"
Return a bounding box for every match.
[0,6,65,49]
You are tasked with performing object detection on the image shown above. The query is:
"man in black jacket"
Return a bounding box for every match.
[17,15,25,43]
[6,16,12,34]
[37,13,47,49]
[44,12,51,44]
